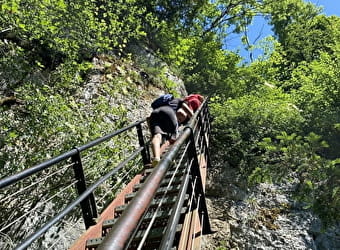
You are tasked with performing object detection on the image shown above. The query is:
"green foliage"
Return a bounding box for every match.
[260,2,340,80]
[161,33,243,96]
[204,1,340,227]
[287,52,340,158]
[151,0,269,97]
[249,132,339,224]
[0,0,154,175]
[1,0,147,58]
[210,86,304,170]
[158,70,179,94]
[261,0,321,44]
[0,57,145,177]
[0,0,148,96]
[282,15,339,64]
[185,37,242,96]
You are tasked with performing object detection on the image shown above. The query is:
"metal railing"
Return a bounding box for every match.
[0,119,150,249]
[98,100,212,249]
[0,100,211,249]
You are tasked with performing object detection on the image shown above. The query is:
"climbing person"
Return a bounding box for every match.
[149,95,193,167]
[184,94,204,112]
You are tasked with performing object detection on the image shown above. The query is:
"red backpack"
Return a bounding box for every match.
[184,94,203,111]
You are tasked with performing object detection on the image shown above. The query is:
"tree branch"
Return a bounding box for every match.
[203,0,244,35]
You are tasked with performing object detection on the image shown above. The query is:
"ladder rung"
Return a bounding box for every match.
[134,224,183,241]
[102,218,117,229]
[86,237,104,248]
[126,184,181,202]
[115,196,179,216]
[134,176,183,191]
[103,206,187,238]
[140,169,186,183]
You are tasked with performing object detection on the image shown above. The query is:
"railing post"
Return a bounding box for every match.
[206,104,212,145]
[187,128,212,234]
[198,111,212,169]
[72,148,97,229]
[136,123,150,165]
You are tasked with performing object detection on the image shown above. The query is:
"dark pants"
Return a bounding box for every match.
[150,106,178,140]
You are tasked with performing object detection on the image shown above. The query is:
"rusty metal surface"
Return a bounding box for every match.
[69,174,142,250]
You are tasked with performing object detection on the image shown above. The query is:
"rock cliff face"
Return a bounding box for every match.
[202,161,340,250]
[83,52,187,124]
[81,45,188,124]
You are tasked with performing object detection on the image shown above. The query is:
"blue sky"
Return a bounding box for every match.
[308,0,340,16]
[228,0,340,63]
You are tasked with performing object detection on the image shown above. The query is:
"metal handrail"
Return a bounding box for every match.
[0,119,146,189]
[14,147,144,250]
[1,118,149,249]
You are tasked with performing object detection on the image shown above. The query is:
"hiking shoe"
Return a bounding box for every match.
[151,157,160,167]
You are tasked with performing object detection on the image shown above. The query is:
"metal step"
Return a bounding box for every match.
[103,210,169,231]
[87,224,182,249]
[86,237,105,249]
[128,224,183,249]
[102,207,188,237]
[140,169,186,183]
[114,195,179,218]
[126,184,181,202]
[133,176,183,192]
